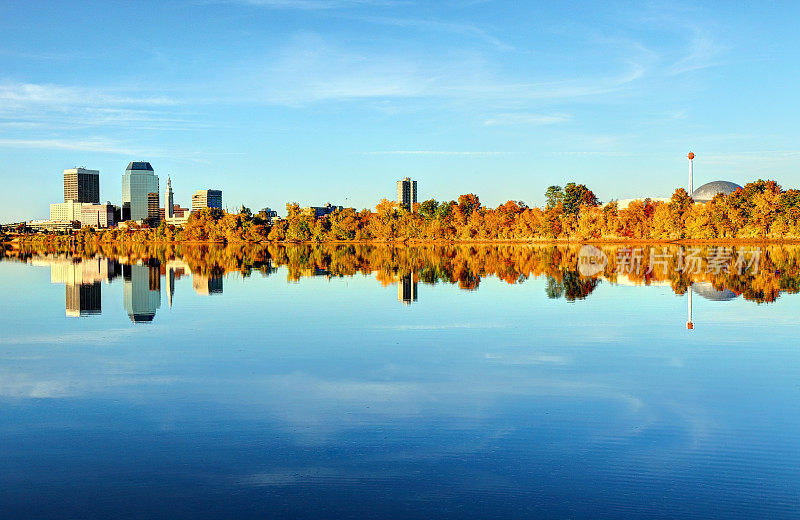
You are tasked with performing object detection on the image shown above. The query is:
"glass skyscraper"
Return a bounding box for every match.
[121,162,159,221]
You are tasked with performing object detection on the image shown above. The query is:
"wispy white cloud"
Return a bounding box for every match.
[667,25,726,76]
[0,82,176,108]
[484,113,571,126]
[355,15,513,51]
[0,81,196,133]
[363,150,505,156]
[226,0,403,9]
[0,137,141,155]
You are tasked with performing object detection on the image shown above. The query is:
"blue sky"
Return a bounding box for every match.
[1,0,798,221]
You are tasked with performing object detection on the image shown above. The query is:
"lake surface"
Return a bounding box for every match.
[1,243,799,519]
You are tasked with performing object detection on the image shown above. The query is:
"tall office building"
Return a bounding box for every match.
[63,167,100,203]
[147,192,160,223]
[165,177,174,219]
[397,177,418,210]
[121,162,159,221]
[191,189,223,212]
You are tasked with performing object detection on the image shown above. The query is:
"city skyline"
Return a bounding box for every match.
[2,2,800,222]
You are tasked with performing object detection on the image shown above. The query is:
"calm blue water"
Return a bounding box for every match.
[0,245,798,519]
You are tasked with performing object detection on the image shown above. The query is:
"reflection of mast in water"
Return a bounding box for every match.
[397,273,417,305]
[166,267,175,308]
[687,282,739,330]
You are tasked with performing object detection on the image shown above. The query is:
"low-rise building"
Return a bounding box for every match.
[191,189,223,212]
[28,220,79,231]
[80,203,118,228]
[302,203,344,218]
[165,213,191,226]
[159,204,189,221]
[50,200,90,222]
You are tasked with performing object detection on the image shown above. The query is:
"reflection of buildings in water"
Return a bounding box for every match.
[166,268,175,308]
[611,275,671,287]
[300,267,331,278]
[33,256,121,317]
[398,273,418,305]
[163,260,189,308]
[686,282,739,330]
[123,262,162,323]
[192,273,223,295]
[65,282,101,317]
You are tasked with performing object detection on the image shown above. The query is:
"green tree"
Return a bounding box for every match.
[419,199,440,220]
[545,186,564,209]
[563,183,599,214]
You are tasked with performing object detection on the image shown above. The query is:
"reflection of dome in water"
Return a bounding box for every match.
[692,282,737,301]
[692,181,742,203]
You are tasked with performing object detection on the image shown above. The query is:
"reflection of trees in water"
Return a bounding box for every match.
[546,271,600,301]
[5,243,800,304]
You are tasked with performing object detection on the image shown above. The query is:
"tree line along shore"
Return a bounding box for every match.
[5,180,800,245]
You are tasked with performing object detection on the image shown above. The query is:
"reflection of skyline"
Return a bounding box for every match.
[28,255,225,320]
[163,261,189,308]
[31,256,121,317]
[65,282,101,317]
[192,274,223,295]
[397,273,417,305]
[13,244,800,320]
[123,262,161,323]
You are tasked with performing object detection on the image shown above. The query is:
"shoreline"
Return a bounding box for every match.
[4,237,800,246]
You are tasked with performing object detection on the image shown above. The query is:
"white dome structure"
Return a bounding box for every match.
[692,181,742,203]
